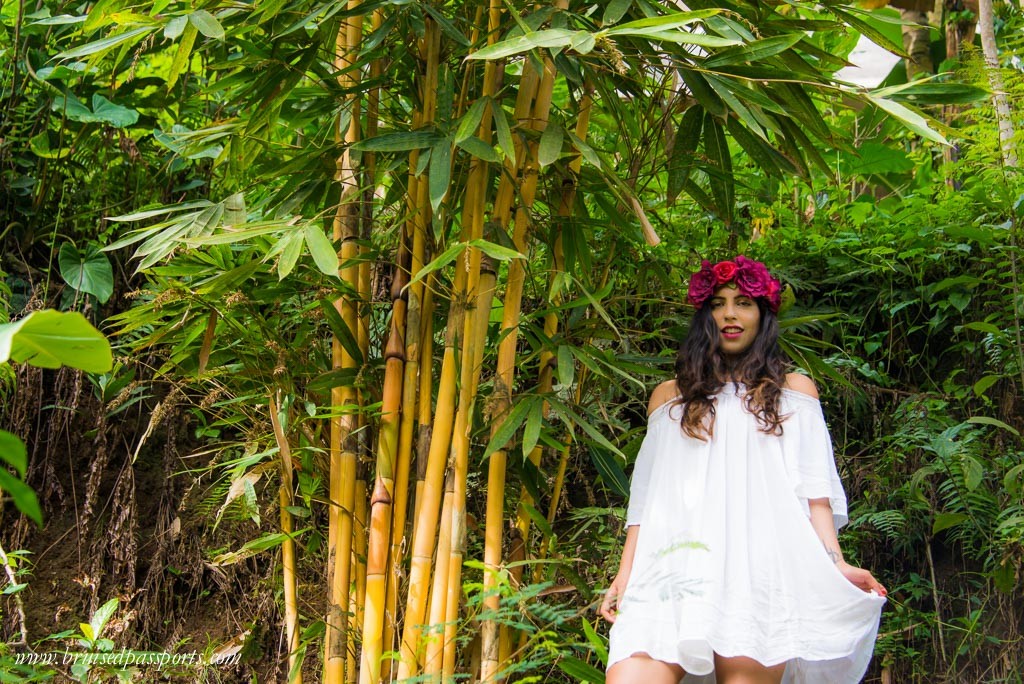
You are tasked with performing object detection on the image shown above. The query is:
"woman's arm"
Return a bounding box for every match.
[600,525,640,622]
[601,380,678,622]
[808,498,887,596]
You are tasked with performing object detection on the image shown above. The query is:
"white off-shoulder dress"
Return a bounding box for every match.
[608,384,886,683]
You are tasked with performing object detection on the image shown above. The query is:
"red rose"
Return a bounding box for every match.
[712,260,738,284]
[687,260,717,308]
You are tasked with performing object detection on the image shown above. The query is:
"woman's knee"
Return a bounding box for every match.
[607,653,685,684]
[713,654,786,684]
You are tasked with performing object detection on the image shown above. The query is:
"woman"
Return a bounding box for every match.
[600,256,887,684]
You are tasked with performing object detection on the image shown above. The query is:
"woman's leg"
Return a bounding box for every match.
[713,654,786,684]
[606,653,686,684]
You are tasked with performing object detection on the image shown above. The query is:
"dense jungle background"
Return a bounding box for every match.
[1,0,1023,681]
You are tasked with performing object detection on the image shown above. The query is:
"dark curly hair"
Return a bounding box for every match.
[673,298,788,440]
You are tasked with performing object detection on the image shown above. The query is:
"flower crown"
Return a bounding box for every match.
[687,256,782,312]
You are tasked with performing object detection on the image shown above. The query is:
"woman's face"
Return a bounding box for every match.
[709,285,761,355]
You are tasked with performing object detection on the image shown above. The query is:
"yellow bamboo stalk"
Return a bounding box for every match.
[385,131,433,675]
[349,474,368,683]
[443,259,498,677]
[326,2,364,678]
[412,275,436,530]
[423,470,456,676]
[480,18,568,679]
[270,394,303,684]
[396,265,466,678]
[358,265,406,684]
[478,60,542,679]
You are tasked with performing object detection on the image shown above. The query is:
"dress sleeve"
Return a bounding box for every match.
[783,395,849,531]
[625,418,659,527]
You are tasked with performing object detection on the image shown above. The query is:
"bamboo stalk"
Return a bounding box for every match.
[270,394,303,684]
[326,2,365,677]
[396,262,466,678]
[538,86,593,552]
[385,135,433,675]
[423,470,456,676]
[443,258,498,677]
[349,475,368,684]
[358,262,407,684]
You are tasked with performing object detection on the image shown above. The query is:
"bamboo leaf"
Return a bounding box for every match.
[318,298,363,365]
[556,345,574,387]
[557,654,607,683]
[547,397,625,460]
[703,113,733,224]
[603,0,632,25]
[56,26,151,60]
[626,30,739,47]
[407,242,466,288]
[352,131,441,152]
[467,29,577,61]
[422,4,471,46]
[726,117,795,177]
[483,395,538,460]
[277,230,303,279]
[704,33,802,68]
[455,98,489,143]
[865,95,947,145]
[604,9,720,34]
[828,6,904,56]
[570,31,596,54]
[522,400,543,458]
[466,238,526,261]
[667,105,703,203]
[107,200,213,223]
[164,14,187,39]
[679,70,726,118]
[538,122,563,167]
[167,21,197,89]
[493,105,515,160]
[429,139,452,211]
[304,224,339,276]
[188,10,224,39]
[870,81,988,106]
[456,136,500,162]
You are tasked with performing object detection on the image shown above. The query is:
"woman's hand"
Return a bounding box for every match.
[600,575,627,623]
[836,560,888,597]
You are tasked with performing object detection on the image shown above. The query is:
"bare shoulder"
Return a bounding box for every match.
[784,372,819,399]
[648,379,680,416]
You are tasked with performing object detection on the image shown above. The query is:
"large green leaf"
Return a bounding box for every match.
[0,431,27,478]
[865,95,946,145]
[703,33,802,68]
[56,26,152,60]
[59,242,114,303]
[467,29,579,60]
[703,113,733,223]
[667,106,703,202]
[0,465,43,526]
[0,310,113,373]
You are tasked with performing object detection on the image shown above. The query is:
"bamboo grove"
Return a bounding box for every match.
[8,0,998,681]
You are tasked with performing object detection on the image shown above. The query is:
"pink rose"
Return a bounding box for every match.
[712,260,738,284]
[734,255,771,299]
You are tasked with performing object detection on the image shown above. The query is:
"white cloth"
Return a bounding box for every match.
[608,384,885,683]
